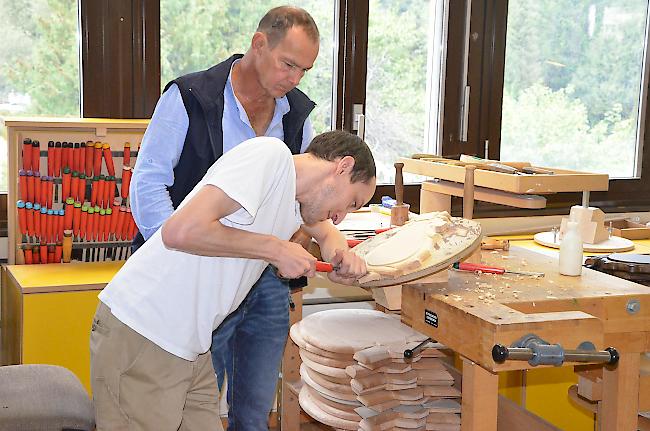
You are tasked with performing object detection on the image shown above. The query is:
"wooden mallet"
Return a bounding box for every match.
[390,162,409,226]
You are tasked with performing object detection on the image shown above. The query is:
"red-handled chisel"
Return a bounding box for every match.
[453,262,544,277]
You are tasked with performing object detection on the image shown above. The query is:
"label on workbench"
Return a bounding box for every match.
[424,309,438,328]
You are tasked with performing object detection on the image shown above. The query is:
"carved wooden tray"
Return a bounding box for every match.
[353,213,482,288]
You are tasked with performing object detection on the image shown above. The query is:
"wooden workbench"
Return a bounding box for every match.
[401,246,650,431]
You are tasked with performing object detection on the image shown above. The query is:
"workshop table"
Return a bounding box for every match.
[401,246,650,431]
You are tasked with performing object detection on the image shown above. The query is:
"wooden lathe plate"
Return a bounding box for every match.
[533,231,634,253]
[353,214,482,288]
[297,309,427,354]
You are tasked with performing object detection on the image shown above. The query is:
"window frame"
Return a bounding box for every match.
[455,0,650,217]
[72,0,650,215]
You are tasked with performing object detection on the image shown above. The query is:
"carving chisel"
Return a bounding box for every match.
[453,262,544,277]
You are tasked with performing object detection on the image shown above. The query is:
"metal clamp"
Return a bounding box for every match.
[491,334,619,367]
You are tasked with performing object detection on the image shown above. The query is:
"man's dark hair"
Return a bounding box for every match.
[257,6,320,48]
[306,130,376,184]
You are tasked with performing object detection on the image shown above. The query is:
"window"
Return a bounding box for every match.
[500,1,650,179]
[160,1,335,134]
[0,0,81,192]
[365,0,446,183]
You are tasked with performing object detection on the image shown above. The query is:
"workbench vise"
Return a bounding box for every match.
[492,334,619,367]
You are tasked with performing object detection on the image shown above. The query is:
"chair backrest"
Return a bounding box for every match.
[0,364,95,431]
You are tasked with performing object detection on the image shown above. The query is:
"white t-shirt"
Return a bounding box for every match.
[99,137,303,361]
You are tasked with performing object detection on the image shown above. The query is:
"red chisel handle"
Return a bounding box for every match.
[454,262,505,274]
[315,261,334,273]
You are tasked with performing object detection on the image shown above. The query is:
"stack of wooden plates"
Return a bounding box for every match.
[291,309,461,430]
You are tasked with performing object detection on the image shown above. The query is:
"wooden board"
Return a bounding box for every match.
[297,309,427,355]
[421,180,547,209]
[533,231,634,252]
[353,214,482,288]
[400,157,609,194]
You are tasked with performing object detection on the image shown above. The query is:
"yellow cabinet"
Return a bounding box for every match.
[1,261,123,394]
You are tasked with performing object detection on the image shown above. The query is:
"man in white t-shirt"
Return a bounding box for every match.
[90,130,376,430]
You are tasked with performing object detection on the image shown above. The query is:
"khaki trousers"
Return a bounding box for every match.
[90,302,223,431]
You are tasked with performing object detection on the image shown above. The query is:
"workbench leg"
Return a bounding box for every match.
[461,358,498,431]
[600,352,640,431]
[279,289,303,431]
[420,187,451,214]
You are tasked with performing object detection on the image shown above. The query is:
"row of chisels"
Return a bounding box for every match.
[15,137,138,264]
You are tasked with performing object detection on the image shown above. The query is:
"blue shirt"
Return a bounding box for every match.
[130,63,314,240]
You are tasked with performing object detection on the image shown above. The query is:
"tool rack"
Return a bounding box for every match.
[4,117,149,265]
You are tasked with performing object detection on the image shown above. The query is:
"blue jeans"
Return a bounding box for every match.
[211,266,290,430]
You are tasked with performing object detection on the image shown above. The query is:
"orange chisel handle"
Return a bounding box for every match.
[55,242,62,263]
[105,208,113,238]
[129,212,138,240]
[121,166,131,200]
[98,209,106,242]
[53,142,62,177]
[62,167,71,201]
[40,243,47,264]
[33,204,41,240]
[32,140,40,172]
[122,208,131,240]
[90,176,99,207]
[64,198,74,230]
[47,141,54,176]
[40,176,48,207]
[347,239,363,248]
[61,142,69,170]
[47,176,54,209]
[32,246,40,264]
[105,176,114,209]
[46,209,54,244]
[103,143,115,177]
[315,261,335,273]
[93,142,103,176]
[94,206,101,241]
[115,206,127,241]
[80,205,89,241]
[17,201,27,236]
[48,245,55,264]
[110,199,120,238]
[66,142,74,170]
[73,142,81,172]
[87,207,96,241]
[78,173,86,202]
[97,175,106,208]
[22,138,32,171]
[26,170,34,203]
[79,142,87,175]
[123,142,131,167]
[73,201,82,238]
[85,141,94,177]
[40,207,47,242]
[33,172,41,205]
[71,171,79,202]
[56,209,65,245]
[454,262,506,274]
[19,170,28,202]
[25,202,34,237]
[23,244,33,265]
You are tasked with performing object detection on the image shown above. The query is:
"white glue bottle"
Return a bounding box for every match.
[559,220,583,276]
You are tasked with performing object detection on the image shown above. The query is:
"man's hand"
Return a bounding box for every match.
[272,241,318,279]
[326,249,367,285]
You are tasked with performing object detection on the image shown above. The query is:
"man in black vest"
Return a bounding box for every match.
[131,6,322,429]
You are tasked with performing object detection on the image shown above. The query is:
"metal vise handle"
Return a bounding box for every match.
[492,344,619,367]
